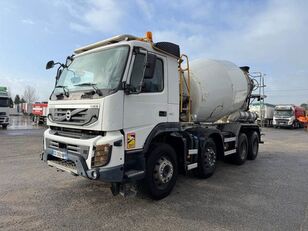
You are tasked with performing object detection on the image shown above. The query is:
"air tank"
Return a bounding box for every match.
[186,59,253,122]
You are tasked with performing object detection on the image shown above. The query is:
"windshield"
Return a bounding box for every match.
[55,45,129,95]
[0,97,9,107]
[274,110,293,117]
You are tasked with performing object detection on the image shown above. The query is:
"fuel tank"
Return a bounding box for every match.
[186,59,253,122]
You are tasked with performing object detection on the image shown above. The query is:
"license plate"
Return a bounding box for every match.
[52,150,68,160]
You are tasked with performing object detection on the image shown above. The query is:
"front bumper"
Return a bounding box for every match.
[273,120,293,127]
[42,128,125,182]
[43,150,124,182]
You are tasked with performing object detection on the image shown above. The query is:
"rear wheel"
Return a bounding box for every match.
[231,133,248,165]
[247,131,259,160]
[194,138,217,178]
[143,143,178,200]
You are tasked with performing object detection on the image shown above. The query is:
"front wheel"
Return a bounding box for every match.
[2,124,8,129]
[143,143,178,200]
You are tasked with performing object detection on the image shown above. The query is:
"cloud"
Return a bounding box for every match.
[0,75,53,101]
[69,22,90,34]
[21,19,35,25]
[65,0,125,34]
[136,0,154,19]
[152,0,308,104]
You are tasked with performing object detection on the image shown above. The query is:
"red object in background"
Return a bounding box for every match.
[32,103,48,117]
[294,106,305,120]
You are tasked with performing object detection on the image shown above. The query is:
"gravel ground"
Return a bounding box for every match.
[0,124,307,231]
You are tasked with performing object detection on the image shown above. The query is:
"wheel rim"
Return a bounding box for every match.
[206,147,216,167]
[153,156,174,189]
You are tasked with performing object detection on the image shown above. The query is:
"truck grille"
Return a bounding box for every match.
[50,126,104,139]
[48,108,99,126]
[0,112,6,116]
[47,139,89,160]
[47,159,77,174]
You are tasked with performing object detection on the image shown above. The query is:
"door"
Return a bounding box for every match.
[123,50,168,150]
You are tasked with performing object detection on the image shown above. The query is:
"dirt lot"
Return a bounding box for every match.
[0,121,307,231]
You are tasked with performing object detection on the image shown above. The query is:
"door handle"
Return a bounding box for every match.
[159,111,167,117]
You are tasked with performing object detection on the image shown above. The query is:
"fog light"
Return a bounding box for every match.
[92,170,99,179]
[92,144,112,167]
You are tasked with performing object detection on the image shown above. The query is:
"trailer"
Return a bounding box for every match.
[20,103,33,115]
[42,32,262,199]
[249,102,275,127]
[32,102,48,124]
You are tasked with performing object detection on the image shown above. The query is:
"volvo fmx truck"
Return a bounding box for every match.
[42,32,262,199]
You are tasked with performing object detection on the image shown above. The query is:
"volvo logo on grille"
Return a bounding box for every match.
[65,110,72,121]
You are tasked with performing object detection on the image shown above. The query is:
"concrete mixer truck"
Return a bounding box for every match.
[42,32,262,199]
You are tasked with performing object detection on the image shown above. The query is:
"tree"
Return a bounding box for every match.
[14,94,20,104]
[300,103,308,110]
[22,85,38,104]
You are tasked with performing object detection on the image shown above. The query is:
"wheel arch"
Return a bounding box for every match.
[143,123,186,173]
[208,132,224,160]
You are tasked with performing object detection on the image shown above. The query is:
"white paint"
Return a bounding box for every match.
[224,149,236,156]
[188,149,198,155]
[224,137,236,143]
[187,163,198,170]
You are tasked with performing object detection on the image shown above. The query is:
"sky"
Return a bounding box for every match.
[0,0,308,105]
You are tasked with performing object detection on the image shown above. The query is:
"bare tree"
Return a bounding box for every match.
[23,85,38,104]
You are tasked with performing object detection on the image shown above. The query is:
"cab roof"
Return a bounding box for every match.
[74,32,180,59]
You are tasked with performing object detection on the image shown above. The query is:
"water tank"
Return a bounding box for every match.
[186,59,253,122]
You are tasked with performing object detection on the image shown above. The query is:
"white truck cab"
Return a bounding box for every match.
[42,32,261,199]
[0,87,10,128]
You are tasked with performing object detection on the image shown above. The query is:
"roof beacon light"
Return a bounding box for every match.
[145,31,153,42]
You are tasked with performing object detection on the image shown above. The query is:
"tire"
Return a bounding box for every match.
[247,131,259,160]
[194,138,217,178]
[2,124,8,129]
[143,143,178,200]
[231,133,248,165]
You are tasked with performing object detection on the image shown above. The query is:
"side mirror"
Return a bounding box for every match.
[144,54,157,79]
[65,55,74,67]
[46,60,55,70]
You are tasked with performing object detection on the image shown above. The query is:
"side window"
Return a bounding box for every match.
[142,58,164,93]
[129,53,146,93]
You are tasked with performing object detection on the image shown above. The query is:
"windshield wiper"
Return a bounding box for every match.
[74,83,103,96]
[55,85,69,97]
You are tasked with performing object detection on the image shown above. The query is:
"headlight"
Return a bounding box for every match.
[92,144,112,167]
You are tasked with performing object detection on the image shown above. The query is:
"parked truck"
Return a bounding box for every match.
[273,104,305,128]
[0,86,10,128]
[42,32,262,199]
[32,102,48,124]
[249,102,275,127]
